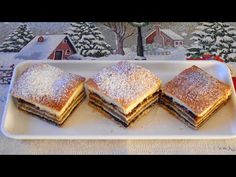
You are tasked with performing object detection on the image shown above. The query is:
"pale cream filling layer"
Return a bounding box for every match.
[86,84,160,114]
[19,84,84,117]
[18,93,85,125]
[89,101,155,125]
[164,90,231,117]
[89,93,158,122]
[160,95,229,126]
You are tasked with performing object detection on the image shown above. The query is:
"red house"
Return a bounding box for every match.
[145,25,184,48]
[16,35,77,60]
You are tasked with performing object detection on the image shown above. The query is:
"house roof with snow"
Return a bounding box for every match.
[15,34,77,60]
[145,28,184,41]
[160,29,184,40]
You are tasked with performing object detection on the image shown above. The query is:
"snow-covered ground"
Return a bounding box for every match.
[69,53,135,60]
[0,52,21,116]
[0,47,187,64]
[69,47,188,60]
[0,52,20,66]
[0,84,9,117]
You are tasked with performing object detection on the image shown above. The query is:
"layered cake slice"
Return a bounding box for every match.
[159,65,232,129]
[11,64,86,126]
[85,61,161,127]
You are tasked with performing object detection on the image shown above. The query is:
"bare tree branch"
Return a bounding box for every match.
[102,22,135,55]
[123,31,135,40]
[103,22,134,39]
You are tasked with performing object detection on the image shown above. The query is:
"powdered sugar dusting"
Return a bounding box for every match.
[11,64,84,110]
[92,61,161,104]
[163,65,231,115]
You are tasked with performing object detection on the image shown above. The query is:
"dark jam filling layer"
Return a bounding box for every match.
[16,91,85,118]
[160,94,196,119]
[90,100,157,127]
[159,99,197,128]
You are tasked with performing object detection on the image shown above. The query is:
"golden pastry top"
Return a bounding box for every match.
[162,65,231,116]
[11,64,85,111]
[85,61,161,109]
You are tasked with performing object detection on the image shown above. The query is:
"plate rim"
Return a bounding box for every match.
[1,59,236,140]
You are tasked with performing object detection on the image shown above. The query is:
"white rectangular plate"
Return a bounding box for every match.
[2,60,236,139]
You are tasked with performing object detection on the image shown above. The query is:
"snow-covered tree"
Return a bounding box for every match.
[187,22,236,62]
[0,23,34,52]
[65,22,113,57]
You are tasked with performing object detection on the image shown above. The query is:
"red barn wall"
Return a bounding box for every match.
[48,39,76,60]
[146,30,176,47]
[161,32,174,47]
[146,31,156,44]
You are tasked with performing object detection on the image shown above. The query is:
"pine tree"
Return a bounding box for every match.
[0,23,34,52]
[187,22,236,62]
[65,22,113,57]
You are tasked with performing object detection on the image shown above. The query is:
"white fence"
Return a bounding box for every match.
[131,43,172,56]
[0,65,14,84]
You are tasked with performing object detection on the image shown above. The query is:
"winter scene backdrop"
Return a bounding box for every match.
[1,22,236,62]
[1,22,236,114]
[0,22,236,80]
